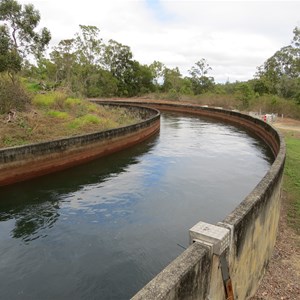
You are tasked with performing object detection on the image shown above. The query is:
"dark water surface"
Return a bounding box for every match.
[0,112,273,300]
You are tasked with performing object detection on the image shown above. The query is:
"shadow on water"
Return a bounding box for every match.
[0,134,159,243]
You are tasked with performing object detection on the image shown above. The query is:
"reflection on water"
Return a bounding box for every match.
[0,112,273,299]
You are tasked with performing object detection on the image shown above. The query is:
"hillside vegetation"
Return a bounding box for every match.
[0,91,141,148]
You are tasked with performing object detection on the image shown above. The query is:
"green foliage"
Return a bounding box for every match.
[64,97,83,107]
[2,136,28,147]
[21,78,42,93]
[250,95,300,118]
[0,74,31,113]
[284,134,300,232]
[47,110,69,119]
[162,67,183,92]
[32,92,67,108]
[167,88,181,100]
[235,82,255,109]
[189,59,215,95]
[67,114,102,129]
[256,26,300,100]
[0,0,51,75]
[149,60,165,89]
[0,25,22,74]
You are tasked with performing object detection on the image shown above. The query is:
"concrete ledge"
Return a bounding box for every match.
[93,100,285,300]
[132,243,212,300]
[0,105,160,186]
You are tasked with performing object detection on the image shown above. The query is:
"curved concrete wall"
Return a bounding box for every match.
[93,100,285,300]
[0,105,160,186]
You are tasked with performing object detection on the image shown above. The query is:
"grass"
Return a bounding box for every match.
[32,92,66,109]
[283,132,300,233]
[0,92,142,148]
[47,110,69,119]
[21,78,42,93]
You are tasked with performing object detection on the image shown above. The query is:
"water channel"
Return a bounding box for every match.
[0,112,273,300]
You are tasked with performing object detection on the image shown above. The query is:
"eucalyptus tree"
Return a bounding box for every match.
[255,26,300,99]
[188,58,214,94]
[149,60,165,89]
[162,67,183,92]
[0,0,51,77]
[50,39,76,88]
[72,25,104,95]
[0,0,50,112]
[103,39,132,95]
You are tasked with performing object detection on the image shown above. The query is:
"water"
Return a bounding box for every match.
[0,112,273,300]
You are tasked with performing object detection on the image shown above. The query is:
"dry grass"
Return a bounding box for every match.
[0,94,142,148]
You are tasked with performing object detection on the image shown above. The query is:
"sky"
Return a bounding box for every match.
[18,0,300,83]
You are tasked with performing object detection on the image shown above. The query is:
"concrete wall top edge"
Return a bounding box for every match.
[132,242,212,300]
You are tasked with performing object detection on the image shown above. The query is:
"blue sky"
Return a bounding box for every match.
[18,0,300,83]
[145,0,175,22]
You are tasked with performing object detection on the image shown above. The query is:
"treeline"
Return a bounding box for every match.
[0,0,300,115]
[22,25,215,99]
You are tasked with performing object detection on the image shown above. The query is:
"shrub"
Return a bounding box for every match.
[0,75,31,114]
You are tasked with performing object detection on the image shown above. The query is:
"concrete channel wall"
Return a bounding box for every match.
[0,105,160,186]
[94,100,286,300]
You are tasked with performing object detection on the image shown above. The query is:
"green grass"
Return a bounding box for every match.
[47,110,69,119]
[21,78,42,93]
[32,93,58,108]
[3,136,29,147]
[32,92,69,108]
[67,114,101,129]
[284,134,300,233]
[64,98,83,107]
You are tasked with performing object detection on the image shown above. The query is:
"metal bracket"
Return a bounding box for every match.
[189,221,230,255]
[189,221,234,300]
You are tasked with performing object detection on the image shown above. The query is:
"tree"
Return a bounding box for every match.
[0,0,51,77]
[149,60,165,89]
[162,67,182,92]
[0,24,21,74]
[103,39,134,95]
[122,61,154,96]
[50,39,76,88]
[188,59,214,94]
[74,25,103,67]
[255,26,300,99]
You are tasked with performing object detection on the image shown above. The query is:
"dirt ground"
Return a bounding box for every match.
[274,117,300,134]
[251,118,300,300]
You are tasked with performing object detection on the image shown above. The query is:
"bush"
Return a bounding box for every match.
[0,75,31,114]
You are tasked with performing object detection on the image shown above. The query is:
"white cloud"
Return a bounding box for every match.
[17,0,300,82]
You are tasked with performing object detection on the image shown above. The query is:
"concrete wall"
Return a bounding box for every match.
[0,105,160,186]
[1,99,286,298]
[94,101,285,300]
